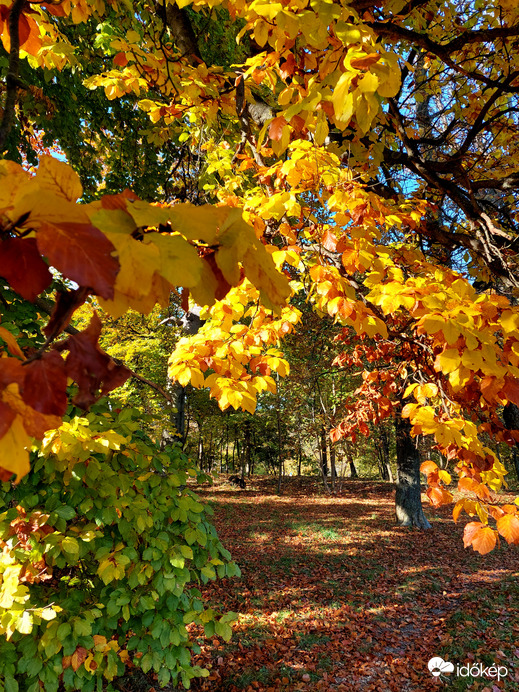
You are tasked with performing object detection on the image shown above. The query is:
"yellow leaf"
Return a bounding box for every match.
[461,348,484,372]
[0,415,31,481]
[501,309,519,333]
[34,155,83,202]
[438,469,451,485]
[146,232,203,288]
[15,611,33,635]
[436,348,461,374]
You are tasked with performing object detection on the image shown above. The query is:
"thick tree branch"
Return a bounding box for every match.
[369,21,519,92]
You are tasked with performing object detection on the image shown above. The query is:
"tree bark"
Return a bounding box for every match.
[503,403,519,481]
[376,426,393,481]
[320,425,328,477]
[394,409,431,529]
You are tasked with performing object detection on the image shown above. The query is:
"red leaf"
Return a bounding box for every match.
[18,12,31,47]
[54,313,131,408]
[43,287,90,339]
[0,237,52,301]
[36,222,119,300]
[23,351,68,416]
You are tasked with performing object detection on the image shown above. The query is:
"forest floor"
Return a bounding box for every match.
[164,477,519,692]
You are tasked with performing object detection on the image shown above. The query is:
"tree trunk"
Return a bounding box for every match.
[320,425,328,477]
[330,442,337,490]
[503,403,519,480]
[244,418,251,479]
[394,409,431,529]
[376,427,393,482]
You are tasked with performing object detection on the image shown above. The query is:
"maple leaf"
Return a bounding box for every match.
[54,312,132,408]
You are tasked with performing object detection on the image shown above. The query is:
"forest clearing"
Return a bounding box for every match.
[171,477,519,692]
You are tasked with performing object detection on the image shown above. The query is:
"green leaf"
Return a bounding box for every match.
[5,676,19,692]
[61,536,79,557]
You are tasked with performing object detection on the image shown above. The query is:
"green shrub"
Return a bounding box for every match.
[0,404,240,691]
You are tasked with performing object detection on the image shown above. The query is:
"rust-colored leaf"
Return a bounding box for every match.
[71,646,88,671]
[54,312,132,408]
[0,400,16,439]
[23,351,68,416]
[43,287,90,339]
[36,222,119,300]
[350,53,380,69]
[0,237,52,301]
[269,116,287,141]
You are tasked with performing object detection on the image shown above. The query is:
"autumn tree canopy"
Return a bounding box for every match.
[1,0,519,557]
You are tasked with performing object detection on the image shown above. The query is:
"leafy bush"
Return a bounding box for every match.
[0,405,240,691]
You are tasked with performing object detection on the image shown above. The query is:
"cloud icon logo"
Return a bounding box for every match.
[428,657,454,677]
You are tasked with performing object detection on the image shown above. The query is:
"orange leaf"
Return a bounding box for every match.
[502,377,519,406]
[496,514,519,545]
[113,52,128,67]
[71,646,88,671]
[420,459,438,475]
[350,53,380,69]
[453,499,464,522]
[269,116,287,141]
[0,327,24,359]
[322,229,337,252]
[458,476,479,493]
[463,522,497,554]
